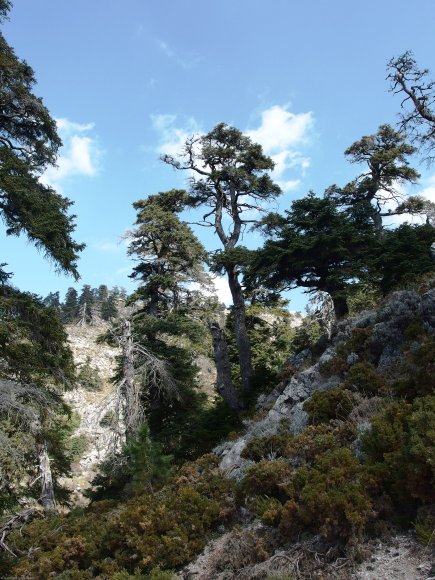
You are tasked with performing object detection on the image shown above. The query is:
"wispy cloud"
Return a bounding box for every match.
[151,113,202,157]
[93,240,122,253]
[42,118,103,189]
[157,39,201,70]
[248,105,314,192]
[151,105,313,194]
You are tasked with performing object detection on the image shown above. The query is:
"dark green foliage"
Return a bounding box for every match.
[375,224,435,294]
[128,189,208,315]
[10,456,235,577]
[0,285,76,510]
[241,428,372,542]
[294,448,373,539]
[62,287,79,322]
[90,423,173,501]
[344,362,387,395]
[242,459,292,500]
[327,124,421,234]
[224,304,297,401]
[76,356,103,391]
[362,396,435,506]
[77,284,95,324]
[251,193,375,318]
[101,292,118,321]
[0,284,75,384]
[241,433,294,462]
[0,12,83,277]
[304,387,357,424]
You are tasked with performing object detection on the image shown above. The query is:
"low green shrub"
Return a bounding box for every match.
[241,433,294,461]
[344,362,386,395]
[304,386,357,424]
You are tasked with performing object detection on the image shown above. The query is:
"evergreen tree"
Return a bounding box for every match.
[388,51,435,164]
[375,223,435,293]
[62,287,79,322]
[162,123,281,395]
[101,292,118,321]
[326,125,421,235]
[43,291,61,311]
[0,2,84,280]
[102,190,215,451]
[0,285,76,514]
[250,193,375,319]
[77,284,95,325]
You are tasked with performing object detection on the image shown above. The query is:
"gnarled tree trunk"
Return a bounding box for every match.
[226,265,252,396]
[209,321,241,412]
[37,440,57,516]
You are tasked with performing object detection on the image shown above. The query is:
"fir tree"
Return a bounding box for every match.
[162,123,281,396]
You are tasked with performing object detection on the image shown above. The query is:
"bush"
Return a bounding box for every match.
[295,448,373,540]
[361,396,435,507]
[241,433,294,462]
[304,387,356,424]
[11,456,235,577]
[76,356,103,391]
[242,460,292,500]
[344,362,386,396]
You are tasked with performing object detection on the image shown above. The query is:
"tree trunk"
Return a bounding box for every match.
[209,321,241,412]
[372,210,384,236]
[121,319,142,439]
[330,293,349,320]
[37,440,57,516]
[226,265,252,395]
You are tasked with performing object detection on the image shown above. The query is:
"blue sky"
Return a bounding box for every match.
[2,0,435,311]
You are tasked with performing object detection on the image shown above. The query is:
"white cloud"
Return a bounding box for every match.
[248,105,314,192]
[42,118,102,189]
[248,106,313,153]
[151,105,314,194]
[151,113,201,157]
[190,274,232,306]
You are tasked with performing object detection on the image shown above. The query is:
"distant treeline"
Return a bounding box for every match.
[43,284,126,324]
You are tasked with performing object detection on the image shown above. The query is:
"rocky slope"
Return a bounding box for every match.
[62,322,120,504]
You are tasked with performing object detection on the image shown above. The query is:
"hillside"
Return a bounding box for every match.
[4,283,434,578]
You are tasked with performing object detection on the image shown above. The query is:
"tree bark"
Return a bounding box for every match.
[209,321,241,412]
[330,293,349,320]
[121,319,141,439]
[37,440,57,516]
[226,264,252,395]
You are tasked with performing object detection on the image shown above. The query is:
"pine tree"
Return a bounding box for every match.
[77,284,95,325]
[0,3,84,279]
[62,287,79,322]
[250,193,375,319]
[326,125,421,235]
[162,123,281,396]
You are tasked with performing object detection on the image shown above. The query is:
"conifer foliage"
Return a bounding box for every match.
[0,1,84,279]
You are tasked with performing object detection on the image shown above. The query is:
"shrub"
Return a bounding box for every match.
[76,356,103,391]
[241,433,294,462]
[242,459,292,500]
[361,396,435,507]
[344,362,386,396]
[294,448,373,540]
[11,456,235,577]
[304,387,356,424]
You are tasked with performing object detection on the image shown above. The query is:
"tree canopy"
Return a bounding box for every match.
[388,51,435,164]
[326,124,421,235]
[163,123,282,395]
[250,193,375,318]
[0,4,84,278]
